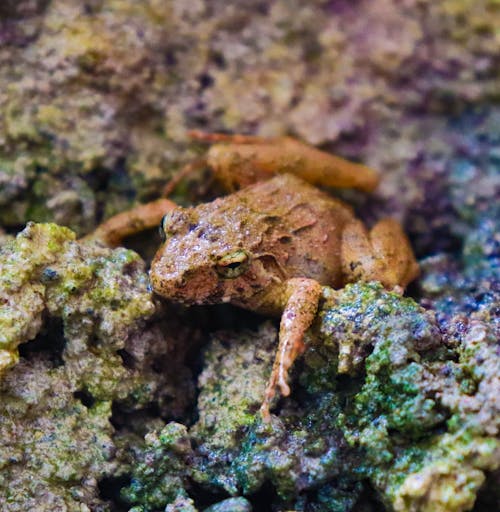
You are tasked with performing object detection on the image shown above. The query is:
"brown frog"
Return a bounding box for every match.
[89,132,419,421]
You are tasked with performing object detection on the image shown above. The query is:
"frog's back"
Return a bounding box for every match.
[242,173,353,217]
[237,174,355,287]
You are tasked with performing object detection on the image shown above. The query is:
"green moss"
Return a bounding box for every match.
[189,325,277,495]
[0,223,74,368]
[306,283,499,510]
[386,430,499,512]
[1,2,499,510]
[0,221,195,509]
[122,280,499,511]
[0,222,155,383]
[122,422,193,511]
[307,480,364,512]
[310,282,442,387]
[192,325,276,450]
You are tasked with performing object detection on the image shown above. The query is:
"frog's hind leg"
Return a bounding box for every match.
[162,133,272,196]
[83,198,178,247]
[190,130,380,193]
[341,218,419,292]
[260,278,322,422]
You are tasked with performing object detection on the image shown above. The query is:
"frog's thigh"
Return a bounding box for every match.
[260,278,322,422]
[341,219,419,290]
[278,137,380,192]
[201,134,379,192]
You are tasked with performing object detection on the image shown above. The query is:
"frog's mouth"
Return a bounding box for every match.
[175,269,221,305]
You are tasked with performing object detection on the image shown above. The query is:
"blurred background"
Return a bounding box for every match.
[1,0,498,257]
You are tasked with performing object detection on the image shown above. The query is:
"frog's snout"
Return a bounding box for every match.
[149,257,219,305]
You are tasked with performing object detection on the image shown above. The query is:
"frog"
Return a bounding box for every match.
[89,132,419,421]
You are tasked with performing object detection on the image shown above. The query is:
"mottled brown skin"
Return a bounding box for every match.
[150,174,418,420]
[89,133,419,421]
[152,176,356,309]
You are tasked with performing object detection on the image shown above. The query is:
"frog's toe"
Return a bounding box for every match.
[260,401,272,423]
[278,376,291,397]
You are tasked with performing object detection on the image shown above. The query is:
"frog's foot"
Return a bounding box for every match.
[83,198,178,247]
[341,218,419,291]
[189,131,380,193]
[260,278,322,422]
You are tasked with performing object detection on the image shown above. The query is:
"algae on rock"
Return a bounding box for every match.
[1,1,499,510]
[0,222,194,509]
[125,283,498,511]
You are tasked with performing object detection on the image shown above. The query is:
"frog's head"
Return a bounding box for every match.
[150,204,276,307]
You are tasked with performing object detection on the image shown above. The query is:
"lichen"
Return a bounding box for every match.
[0,359,116,511]
[0,222,194,509]
[0,222,154,382]
[124,282,498,511]
[1,1,499,510]
[122,422,194,511]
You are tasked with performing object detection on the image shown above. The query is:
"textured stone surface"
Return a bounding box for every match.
[1,1,499,510]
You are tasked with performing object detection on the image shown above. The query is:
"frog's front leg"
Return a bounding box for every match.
[190,131,380,193]
[84,198,178,247]
[260,278,322,422]
[341,218,420,292]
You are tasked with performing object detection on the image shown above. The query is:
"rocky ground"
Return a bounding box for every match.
[0,1,498,510]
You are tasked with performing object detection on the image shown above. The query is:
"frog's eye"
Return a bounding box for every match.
[216,250,250,279]
[159,212,174,241]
